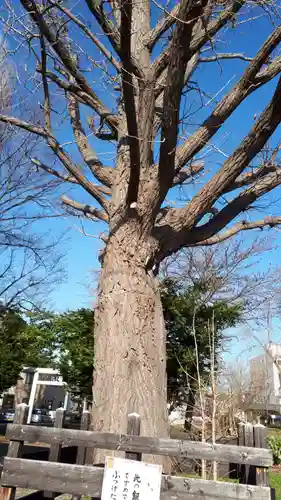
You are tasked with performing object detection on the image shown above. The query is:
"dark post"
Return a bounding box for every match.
[0,403,29,500]
[72,411,91,500]
[125,413,141,461]
[238,422,245,483]
[44,407,65,499]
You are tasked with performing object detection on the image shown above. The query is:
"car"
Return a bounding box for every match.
[31,409,53,425]
[3,409,15,422]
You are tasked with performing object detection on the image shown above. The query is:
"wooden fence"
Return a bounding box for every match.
[0,404,274,500]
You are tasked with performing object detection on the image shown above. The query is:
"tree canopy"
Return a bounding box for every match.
[27,308,95,401]
[0,307,27,394]
[0,306,54,394]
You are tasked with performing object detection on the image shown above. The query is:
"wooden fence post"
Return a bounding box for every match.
[44,407,65,499]
[238,423,256,485]
[253,424,269,487]
[0,403,29,500]
[72,411,91,500]
[238,422,245,483]
[125,413,141,461]
[253,423,276,499]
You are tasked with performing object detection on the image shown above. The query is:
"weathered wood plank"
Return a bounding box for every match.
[1,458,271,500]
[254,424,269,487]
[125,413,141,461]
[6,425,273,466]
[45,408,65,499]
[72,411,91,500]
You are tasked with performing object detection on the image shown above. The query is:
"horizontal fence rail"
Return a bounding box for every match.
[6,424,273,467]
[1,458,272,500]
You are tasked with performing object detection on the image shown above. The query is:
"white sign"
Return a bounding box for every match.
[101,456,162,500]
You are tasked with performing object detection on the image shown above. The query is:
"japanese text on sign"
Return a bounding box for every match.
[101,457,162,500]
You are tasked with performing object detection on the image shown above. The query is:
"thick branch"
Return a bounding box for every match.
[39,34,51,132]
[173,161,204,187]
[189,167,281,245]
[21,0,119,132]
[120,0,140,206]
[85,0,144,79]
[61,195,108,223]
[192,217,281,246]
[224,164,278,193]
[47,137,109,210]
[85,0,121,52]
[30,159,78,184]
[48,0,120,71]
[146,4,180,51]
[152,0,245,81]
[199,53,253,63]
[0,114,48,138]
[176,25,281,170]
[155,76,281,259]
[177,76,281,231]
[37,68,114,117]
[157,0,205,205]
[68,94,114,188]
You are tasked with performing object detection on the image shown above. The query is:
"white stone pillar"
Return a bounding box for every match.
[27,370,39,423]
[63,391,69,411]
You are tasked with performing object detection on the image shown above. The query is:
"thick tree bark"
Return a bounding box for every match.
[92,228,170,469]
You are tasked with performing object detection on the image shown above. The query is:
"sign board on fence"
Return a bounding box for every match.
[101,456,162,500]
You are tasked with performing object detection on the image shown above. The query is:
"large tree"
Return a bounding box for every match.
[2,0,281,463]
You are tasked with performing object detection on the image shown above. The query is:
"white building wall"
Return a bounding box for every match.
[250,343,281,409]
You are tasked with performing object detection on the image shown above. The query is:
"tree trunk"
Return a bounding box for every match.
[184,389,196,432]
[92,230,170,469]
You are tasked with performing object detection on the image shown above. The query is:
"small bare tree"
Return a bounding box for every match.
[2,0,281,465]
[162,236,281,320]
[0,40,64,310]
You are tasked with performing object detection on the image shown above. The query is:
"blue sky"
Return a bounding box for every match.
[3,1,281,358]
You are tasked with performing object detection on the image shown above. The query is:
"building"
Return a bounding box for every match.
[0,367,72,422]
[250,343,281,411]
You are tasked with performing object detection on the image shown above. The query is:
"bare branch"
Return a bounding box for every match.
[146,3,180,51]
[183,76,281,227]
[193,217,281,246]
[61,195,108,223]
[120,0,140,207]
[85,0,121,52]
[157,0,206,207]
[68,94,114,188]
[188,167,281,246]
[152,0,245,81]
[48,0,121,72]
[85,0,144,79]
[39,34,51,132]
[0,114,48,138]
[224,164,279,193]
[155,76,281,259]
[21,0,119,132]
[30,158,79,184]
[47,137,109,210]
[173,161,204,187]
[175,24,281,171]
[199,53,253,63]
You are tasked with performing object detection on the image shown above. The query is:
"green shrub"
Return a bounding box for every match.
[268,435,281,464]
